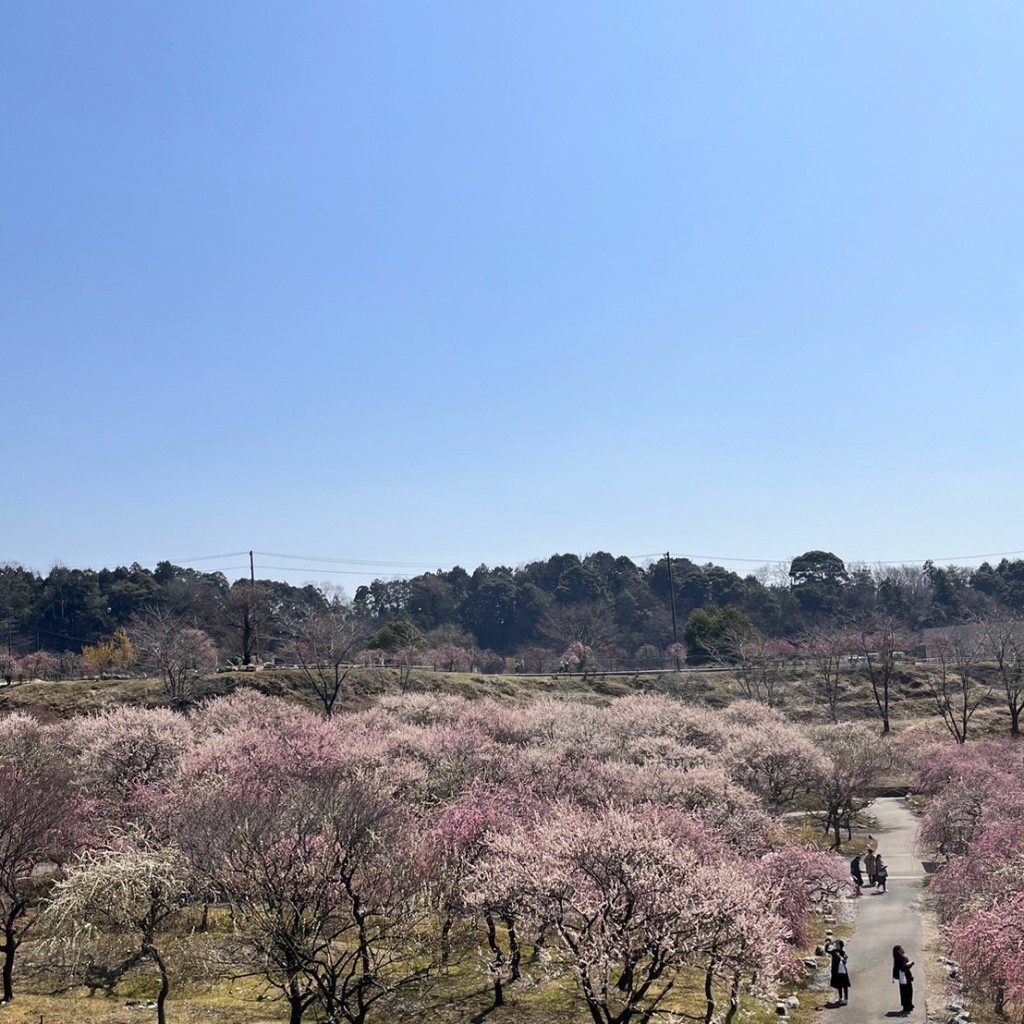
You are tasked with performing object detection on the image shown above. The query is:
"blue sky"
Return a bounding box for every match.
[3,2,1023,594]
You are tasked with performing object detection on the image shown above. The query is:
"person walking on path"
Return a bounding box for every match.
[864,848,877,887]
[892,945,915,1014]
[875,855,888,892]
[825,938,851,1004]
[850,853,864,891]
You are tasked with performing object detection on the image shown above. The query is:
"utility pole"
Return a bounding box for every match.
[250,550,259,665]
[666,551,678,649]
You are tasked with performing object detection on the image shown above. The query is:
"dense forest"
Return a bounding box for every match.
[3,550,1024,670]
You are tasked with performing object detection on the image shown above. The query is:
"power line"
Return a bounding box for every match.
[254,550,447,569]
[255,563,424,580]
[10,545,1024,587]
[163,552,250,563]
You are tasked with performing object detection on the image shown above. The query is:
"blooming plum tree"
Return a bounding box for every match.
[45,839,191,1024]
[808,723,893,848]
[429,783,547,1001]
[721,715,829,810]
[467,805,788,1024]
[0,765,91,1002]
[16,650,58,681]
[176,750,434,1024]
[760,846,850,945]
[951,893,1024,1021]
[427,643,472,672]
[66,706,194,810]
[129,610,217,703]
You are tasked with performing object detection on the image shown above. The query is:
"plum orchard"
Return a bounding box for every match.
[911,735,1024,1021]
[0,694,860,1023]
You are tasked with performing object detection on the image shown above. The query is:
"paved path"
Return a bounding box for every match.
[813,797,926,1021]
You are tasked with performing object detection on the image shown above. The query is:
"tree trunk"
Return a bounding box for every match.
[287,986,307,1024]
[723,969,742,1023]
[440,914,453,966]
[1,926,16,1003]
[484,912,505,1006]
[704,963,716,1024]
[145,944,170,1024]
[504,914,521,981]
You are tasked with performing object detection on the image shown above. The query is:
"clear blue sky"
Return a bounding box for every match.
[4,2,1022,594]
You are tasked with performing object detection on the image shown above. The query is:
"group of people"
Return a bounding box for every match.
[850,847,888,893]
[824,939,916,1015]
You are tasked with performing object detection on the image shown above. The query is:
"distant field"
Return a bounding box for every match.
[0,661,1014,739]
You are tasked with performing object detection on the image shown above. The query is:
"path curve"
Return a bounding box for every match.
[815,797,926,1021]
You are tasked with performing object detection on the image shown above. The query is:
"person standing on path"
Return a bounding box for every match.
[864,848,877,887]
[875,855,888,892]
[825,938,851,1004]
[892,945,915,1013]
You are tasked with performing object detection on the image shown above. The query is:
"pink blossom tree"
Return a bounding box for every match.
[950,892,1024,1020]
[665,642,686,671]
[721,713,829,810]
[17,650,58,681]
[427,643,472,673]
[428,783,543,1004]
[0,765,92,1002]
[467,805,788,1024]
[561,640,594,674]
[760,846,850,946]
[129,609,217,704]
[392,645,420,690]
[173,737,435,1024]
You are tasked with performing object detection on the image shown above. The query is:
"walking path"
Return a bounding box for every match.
[814,797,927,1021]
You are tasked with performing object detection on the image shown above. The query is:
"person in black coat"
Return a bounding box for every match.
[892,945,914,1014]
[825,938,850,1004]
[850,854,864,889]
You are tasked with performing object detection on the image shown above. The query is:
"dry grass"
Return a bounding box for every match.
[2,916,809,1024]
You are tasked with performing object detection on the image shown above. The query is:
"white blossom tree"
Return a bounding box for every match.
[45,839,191,1024]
